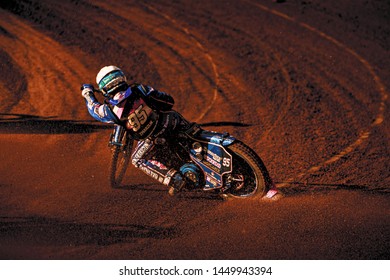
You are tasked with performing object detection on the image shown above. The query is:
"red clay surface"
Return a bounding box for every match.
[0,0,389,259]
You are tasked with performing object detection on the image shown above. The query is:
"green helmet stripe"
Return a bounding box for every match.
[98,70,124,89]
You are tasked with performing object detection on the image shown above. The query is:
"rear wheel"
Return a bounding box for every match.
[223,141,271,198]
[109,131,133,188]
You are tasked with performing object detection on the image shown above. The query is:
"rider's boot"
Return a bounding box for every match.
[180,163,200,187]
[168,163,200,196]
[168,172,186,196]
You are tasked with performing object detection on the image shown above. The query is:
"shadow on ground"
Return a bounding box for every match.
[0,114,253,134]
[0,113,113,134]
[0,216,175,248]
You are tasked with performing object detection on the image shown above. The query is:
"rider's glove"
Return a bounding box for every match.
[81,83,94,98]
[81,83,98,106]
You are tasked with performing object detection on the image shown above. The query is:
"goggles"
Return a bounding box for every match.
[98,70,126,93]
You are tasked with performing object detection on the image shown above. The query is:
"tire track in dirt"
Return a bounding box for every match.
[142,3,290,132]
[0,7,107,152]
[146,0,296,142]
[142,3,220,123]
[0,10,91,119]
[0,49,27,112]
[246,0,388,188]
[91,0,222,123]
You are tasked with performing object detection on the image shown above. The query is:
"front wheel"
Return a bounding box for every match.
[109,131,133,188]
[223,141,271,199]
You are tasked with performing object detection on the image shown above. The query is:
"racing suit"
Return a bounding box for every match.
[83,83,190,188]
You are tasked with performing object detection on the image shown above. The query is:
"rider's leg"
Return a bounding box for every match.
[131,138,185,195]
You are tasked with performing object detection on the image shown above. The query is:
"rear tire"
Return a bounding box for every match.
[224,141,271,198]
[109,132,133,188]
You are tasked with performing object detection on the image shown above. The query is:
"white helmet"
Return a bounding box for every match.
[96,65,127,97]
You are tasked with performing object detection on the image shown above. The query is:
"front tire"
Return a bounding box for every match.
[224,141,271,198]
[109,131,133,188]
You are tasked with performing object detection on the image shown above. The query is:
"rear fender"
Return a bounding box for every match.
[198,130,236,147]
[182,123,236,146]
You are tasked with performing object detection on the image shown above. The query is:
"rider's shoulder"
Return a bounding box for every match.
[129,83,154,96]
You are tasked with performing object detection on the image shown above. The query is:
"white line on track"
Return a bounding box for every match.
[245,0,388,187]
[145,4,220,123]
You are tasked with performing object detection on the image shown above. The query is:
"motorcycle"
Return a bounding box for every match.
[108,119,273,200]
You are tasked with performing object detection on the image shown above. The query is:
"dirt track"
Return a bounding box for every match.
[0,0,389,259]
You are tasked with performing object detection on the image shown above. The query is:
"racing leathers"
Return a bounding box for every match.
[82,83,190,190]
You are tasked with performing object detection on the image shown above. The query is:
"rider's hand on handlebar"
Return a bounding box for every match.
[81,83,95,98]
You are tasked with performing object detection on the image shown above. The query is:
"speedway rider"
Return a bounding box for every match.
[81,65,281,199]
[81,65,189,196]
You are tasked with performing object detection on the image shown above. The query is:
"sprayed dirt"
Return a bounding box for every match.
[0,0,389,259]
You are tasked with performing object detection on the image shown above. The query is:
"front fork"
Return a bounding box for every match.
[109,124,125,147]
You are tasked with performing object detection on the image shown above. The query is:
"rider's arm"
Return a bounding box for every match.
[81,84,118,123]
[135,84,175,111]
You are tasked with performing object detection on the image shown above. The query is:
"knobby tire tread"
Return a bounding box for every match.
[227,140,271,198]
[109,135,132,188]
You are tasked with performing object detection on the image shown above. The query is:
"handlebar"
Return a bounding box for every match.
[81,84,103,95]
